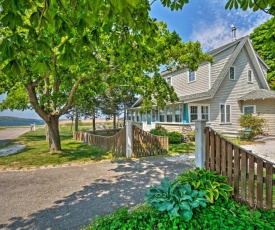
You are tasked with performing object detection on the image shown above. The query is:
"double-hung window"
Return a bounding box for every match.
[201,106,209,121]
[229,66,235,80]
[175,106,182,122]
[220,104,231,123]
[188,70,196,82]
[159,108,165,122]
[166,107,173,122]
[136,111,140,122]
[190,106,198,122]
[247,69,253,83]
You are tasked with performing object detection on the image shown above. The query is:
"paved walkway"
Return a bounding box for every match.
[0,156,194,230]
[0,128,30,146]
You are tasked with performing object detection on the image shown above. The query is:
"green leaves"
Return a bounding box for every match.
[145,178,208,220]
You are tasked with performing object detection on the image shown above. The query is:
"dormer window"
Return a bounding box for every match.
[166,77,171,85]
[247,69,253,83]
[188,70,196,82]
[229,66,235,80]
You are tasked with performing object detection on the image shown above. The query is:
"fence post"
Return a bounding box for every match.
[195,120,207,168]
[126,120,132,158]
[84,132,88,143]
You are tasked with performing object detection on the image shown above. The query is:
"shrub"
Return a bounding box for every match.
[144,178,208,220]
[238,114,267,140]
[149,125,168,136]
[177,168,233,203]
[167,131,184,144]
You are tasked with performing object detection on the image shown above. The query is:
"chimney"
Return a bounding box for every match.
[231,25,236,41]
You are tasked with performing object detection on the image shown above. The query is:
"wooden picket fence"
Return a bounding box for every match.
[74,127,126,157]
[132,125,168,157]
[205,127,275,209]
[88,128,121,136]
[74,125,168,158]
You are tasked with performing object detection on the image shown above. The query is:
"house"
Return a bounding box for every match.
[128,34,275,136]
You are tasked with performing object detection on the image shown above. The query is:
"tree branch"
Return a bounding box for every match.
[253,0,273,16]
[57,0,77,27]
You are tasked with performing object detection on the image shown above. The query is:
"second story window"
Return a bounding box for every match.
[229,66,235,80]
[247,69,253,83]
[188,70,196,82]
[166,77,171,85]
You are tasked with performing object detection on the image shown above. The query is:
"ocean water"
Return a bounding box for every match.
[0,119,45,127]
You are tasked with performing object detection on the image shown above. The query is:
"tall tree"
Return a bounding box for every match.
[0,0,211,152]
[250,17,275,90]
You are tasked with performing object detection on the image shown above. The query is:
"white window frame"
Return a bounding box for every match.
[243,105,256,114]
[247,69,253,83]
[189,104,210,123]
[188,70,196,83]
[220,103,231,124]
[166,77,172,85]
[159,108,165,122]
[166,106,173,122]
[175,105,182,123]
[229,66,235,80]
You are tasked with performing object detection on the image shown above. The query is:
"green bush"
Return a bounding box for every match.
[87,199,275,230]
[238,114,267,140]
[167,131,184,144]
[144,178,208,220]
[177,168,233,203]
[149,125,168,136]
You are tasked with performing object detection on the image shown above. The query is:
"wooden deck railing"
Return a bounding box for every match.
[132,125,168,157]
[205,127,275,209]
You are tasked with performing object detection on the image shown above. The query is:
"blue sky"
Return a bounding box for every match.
[0,0,271,119]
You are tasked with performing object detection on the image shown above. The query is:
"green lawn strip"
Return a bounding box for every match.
[87,199,275,230]
[0,127,115,170]
[169,142,195,154]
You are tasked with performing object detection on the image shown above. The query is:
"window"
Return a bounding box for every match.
[136,111,140,122]
[166,107,173,122]
[229,66,235,80]
[243,105,255,114]
[188,70,196,82]
[152,109,158,122]
[128,111,132,120]
[201,106,209,121]
[159,108,165,122]
[190,106,198,122]
[247,69,253,83]
[220,104,231,123]
[175,106,182,122]
[166,77,171,85]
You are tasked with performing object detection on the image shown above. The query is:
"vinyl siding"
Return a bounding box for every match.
[243,99,275,135]
[211,44,237,86]
[208,47,262,133]
[170,62,209,97]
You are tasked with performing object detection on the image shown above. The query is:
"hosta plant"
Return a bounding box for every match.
[144,178,208,220]
[177,168,233,203]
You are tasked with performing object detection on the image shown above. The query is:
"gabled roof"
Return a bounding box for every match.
[179,36,270,102]
[239,89,275,101]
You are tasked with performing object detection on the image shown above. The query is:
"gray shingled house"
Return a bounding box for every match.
[128,36,275,136]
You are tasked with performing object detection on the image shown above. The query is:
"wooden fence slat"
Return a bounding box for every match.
[221,139,227,176]
[216,135,221,174]
[257,158,264,209]
[227,143,233,187]
[248,154,255,208]
[233,146,240,200]
[241,150,247,203]
[210,131,215,171]
[266,163,273,209]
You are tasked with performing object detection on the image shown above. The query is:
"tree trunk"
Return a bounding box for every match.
[113,114,116,129]
[123,101,127,126]
[46,116,61,152]
[74,108,79,132]
[45,124,49,141]
[70,117,74,131]
[92,110,96,131]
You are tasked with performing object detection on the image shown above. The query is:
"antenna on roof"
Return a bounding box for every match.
[231,25,236,41]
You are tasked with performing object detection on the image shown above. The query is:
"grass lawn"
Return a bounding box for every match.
[169,142,195,154]
[0,126,115,170]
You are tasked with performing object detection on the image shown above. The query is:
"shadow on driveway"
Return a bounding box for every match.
[0,157,193,230]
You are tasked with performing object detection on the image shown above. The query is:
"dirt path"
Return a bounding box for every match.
[0,128,30,146]
[0,157,193,230]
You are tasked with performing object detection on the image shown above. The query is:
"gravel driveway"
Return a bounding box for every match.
[0,156,193,230]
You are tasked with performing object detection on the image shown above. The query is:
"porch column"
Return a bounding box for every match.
[126,120,133,158]
[195,119,207,168]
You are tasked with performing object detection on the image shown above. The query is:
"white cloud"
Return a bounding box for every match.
[190,1,271,51]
